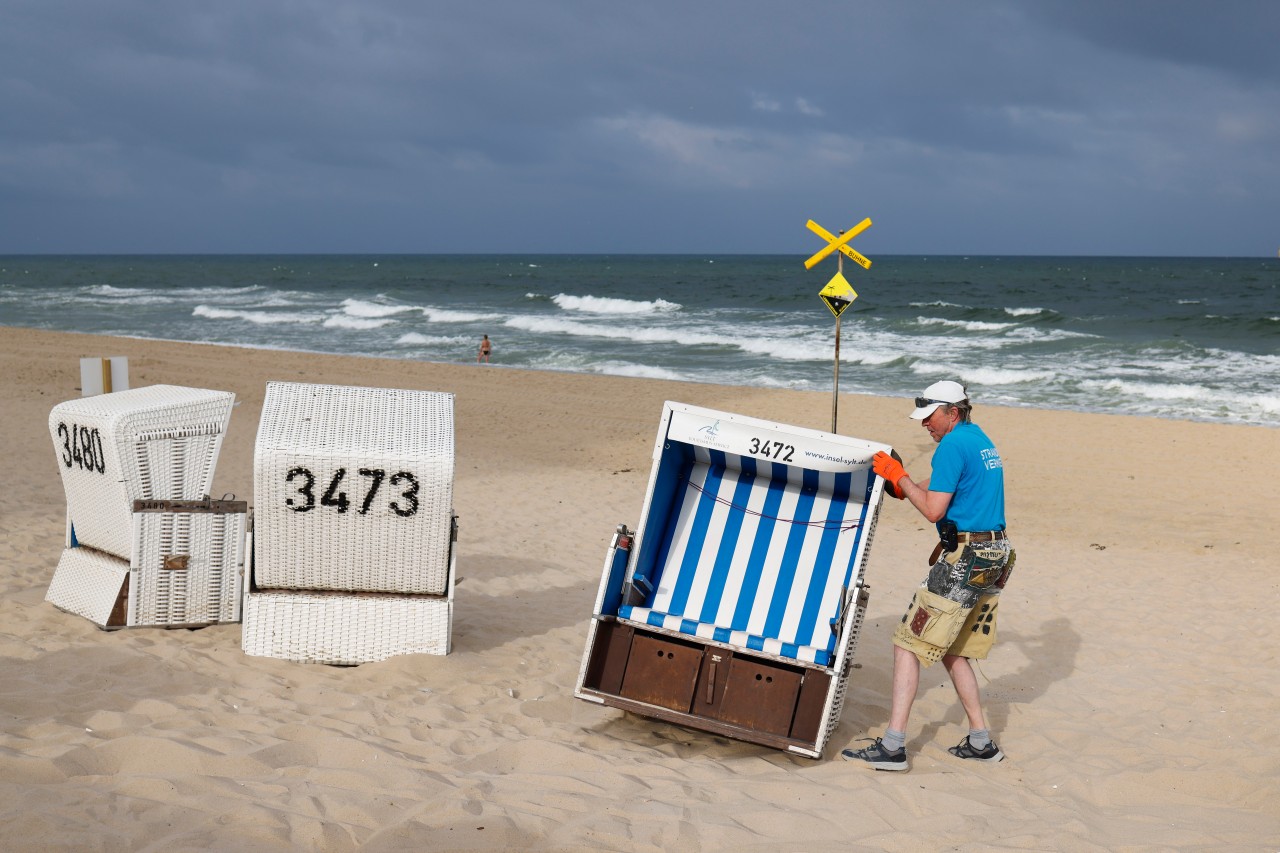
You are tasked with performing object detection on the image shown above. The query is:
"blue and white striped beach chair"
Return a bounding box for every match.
[576,402,890,758]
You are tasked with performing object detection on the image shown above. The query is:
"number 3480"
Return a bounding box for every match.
[285,466,419,518]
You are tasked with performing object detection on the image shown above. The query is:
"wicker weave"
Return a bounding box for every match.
[44,546,130,628]
[48,385,234,560]
[45,501,247,629]
[241,588,453,664]
[130,503,246,626]
[253,382,454,595]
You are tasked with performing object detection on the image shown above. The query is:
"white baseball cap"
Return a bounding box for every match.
[910,380,968,420]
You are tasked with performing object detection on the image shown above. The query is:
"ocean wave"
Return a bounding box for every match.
[396,332,473,346]
[92,284,263,299]
[193,305,324,325]
[1004,306,1051,317]
[588,361,688,381]
[915,316,1017,333]
[88,285,148,296]
[505,315,827,362]
[340,298,417,319]
[950,367,1058,386]
[421,307,504,324]
[550,293,682,315]
[323,314,394,330]
[909,301,967,309]
[1003,327,1099,342]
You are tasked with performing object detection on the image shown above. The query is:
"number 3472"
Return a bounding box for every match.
[285,466,419,518]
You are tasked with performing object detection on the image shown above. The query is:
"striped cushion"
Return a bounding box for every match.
[619,448,870,665]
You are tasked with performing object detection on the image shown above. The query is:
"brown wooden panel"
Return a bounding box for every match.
[582,620,634,695]
[107,575,129,628]
[619,632,703,712]
[789,669,833,743]
[708,655,803,737]
[692,648,732,713]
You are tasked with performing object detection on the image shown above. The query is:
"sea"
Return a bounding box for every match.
[1,254,1277,427]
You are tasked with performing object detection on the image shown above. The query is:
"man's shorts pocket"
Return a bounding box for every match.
[907,588,967,646]
[892,587,972,666]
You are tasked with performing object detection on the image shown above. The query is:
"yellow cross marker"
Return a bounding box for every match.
[819,271,858,317]
[804,218,873,270]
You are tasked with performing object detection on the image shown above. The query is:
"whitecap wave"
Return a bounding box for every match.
[421,307,504,324]
[341,298,416,319]
[916,317,1017,333]
[323,314,394,330]
[551,293,682,315]
[193,306,323,325]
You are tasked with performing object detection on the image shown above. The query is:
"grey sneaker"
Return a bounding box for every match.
[841,737,908,771]
[948,736,1004,762]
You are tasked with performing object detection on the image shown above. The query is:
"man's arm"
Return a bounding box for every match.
[897,474,952,523]
[872,450,953,523]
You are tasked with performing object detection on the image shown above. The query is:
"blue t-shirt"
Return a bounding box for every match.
[929,421,1005,533]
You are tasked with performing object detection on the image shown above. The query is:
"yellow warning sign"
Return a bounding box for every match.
[819,271,858,317]
[804,218,873,270]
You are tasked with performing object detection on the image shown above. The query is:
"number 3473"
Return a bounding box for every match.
[285,466,419,518]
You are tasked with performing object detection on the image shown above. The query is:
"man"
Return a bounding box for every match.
[842,380,1015,771]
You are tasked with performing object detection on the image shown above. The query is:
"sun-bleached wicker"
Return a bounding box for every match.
[44,499,248,629]
[48,385,235,560]
[130,499,247,626]
[253,382,455,595]
[44,546,131,628]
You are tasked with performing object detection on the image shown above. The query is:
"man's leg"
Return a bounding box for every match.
[888,643,922,732]
[942,653,987,731]
[843,643,919,770]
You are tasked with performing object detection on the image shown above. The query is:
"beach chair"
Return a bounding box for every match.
[241,381,457,664]
[575,402,889,758]
[44,385,245,629]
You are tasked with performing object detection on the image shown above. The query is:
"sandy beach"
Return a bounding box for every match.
[1,325,1277,851]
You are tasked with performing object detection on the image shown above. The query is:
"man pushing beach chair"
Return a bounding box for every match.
[575,402,890,758]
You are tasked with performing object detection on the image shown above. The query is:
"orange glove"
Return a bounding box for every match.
[873,450,908,499]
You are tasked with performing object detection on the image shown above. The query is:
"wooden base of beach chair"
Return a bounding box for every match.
[578,587,869,757]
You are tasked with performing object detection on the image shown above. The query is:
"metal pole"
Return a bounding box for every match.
[832,313,841,433]
[832,250,843,433]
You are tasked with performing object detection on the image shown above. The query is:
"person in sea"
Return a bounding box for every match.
[843,380,1015,771]
[477,334,492,363]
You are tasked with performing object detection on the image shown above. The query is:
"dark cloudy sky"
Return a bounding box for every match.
[2,1,1277,255]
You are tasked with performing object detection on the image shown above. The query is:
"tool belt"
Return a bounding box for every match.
[928,527,1008,566]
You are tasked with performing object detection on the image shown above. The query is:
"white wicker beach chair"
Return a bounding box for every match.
[242,381,457,664]
[44,386,245,629]
[575,402,888,758]
[48,384,235,559]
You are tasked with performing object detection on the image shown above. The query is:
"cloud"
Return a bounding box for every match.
[1,0,1277,254]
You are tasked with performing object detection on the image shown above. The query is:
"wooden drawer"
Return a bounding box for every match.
[619,632,703,712]
[705,655,803,738]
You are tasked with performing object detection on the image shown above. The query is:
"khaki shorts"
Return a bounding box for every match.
[892,588,1000,667]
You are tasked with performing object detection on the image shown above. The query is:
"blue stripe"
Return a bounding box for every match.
[732,462,787,630]
[698,456,756,624]
[666,458,725,614]
[763,468,819,638]
[648,456,694,604]
[794,471,852,649]
[712,625,732,644]
[838,477,873,590]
